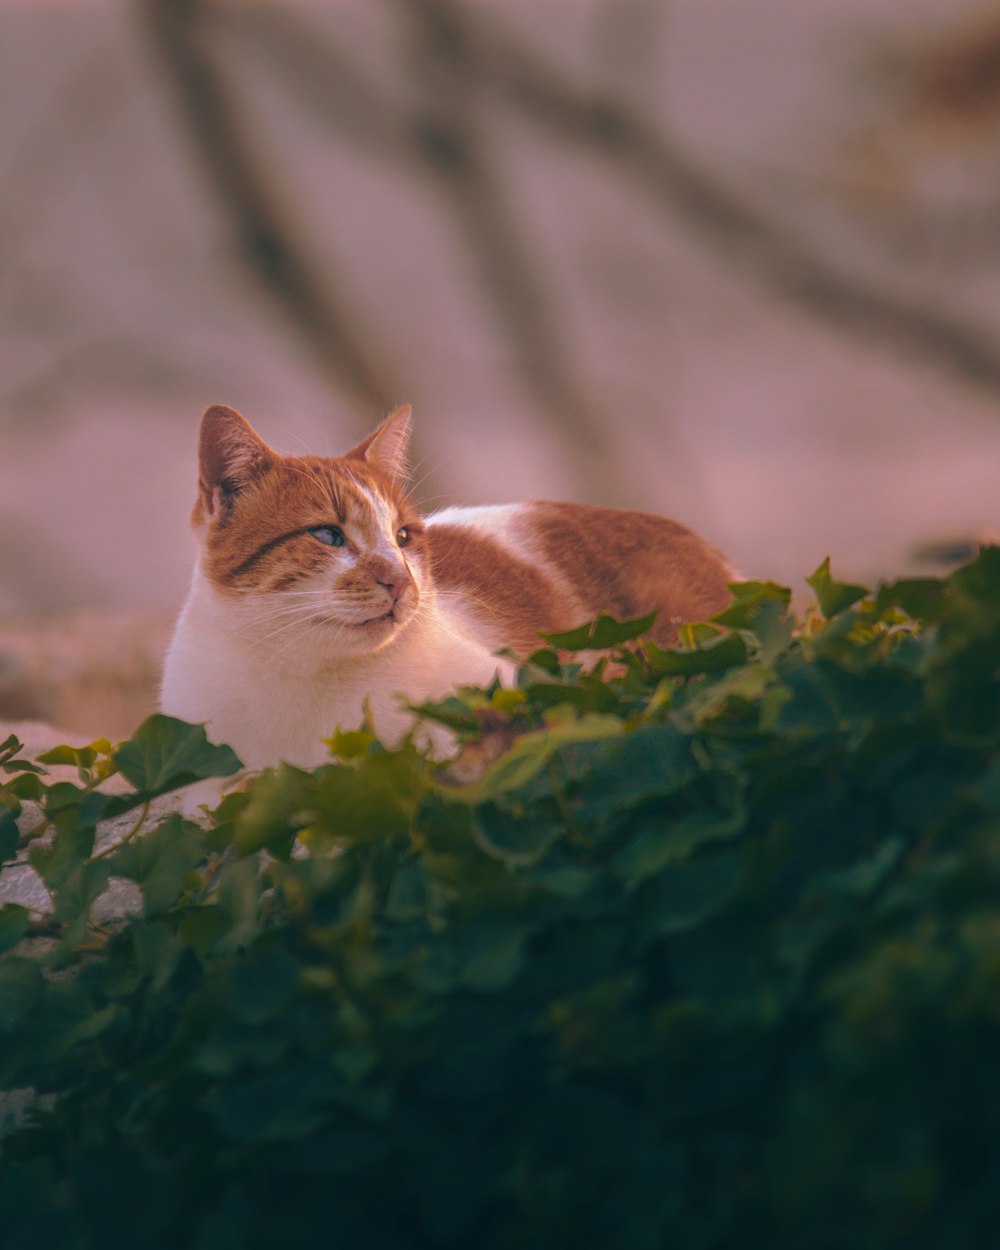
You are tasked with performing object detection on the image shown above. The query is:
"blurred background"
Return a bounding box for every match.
[2,0,1000,735]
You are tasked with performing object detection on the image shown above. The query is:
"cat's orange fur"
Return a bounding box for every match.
[429,502,732,653]
[161,404,735,768]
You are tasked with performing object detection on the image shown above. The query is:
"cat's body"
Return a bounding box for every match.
[161,405,736,770]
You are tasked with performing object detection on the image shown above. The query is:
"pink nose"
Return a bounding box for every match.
[379,573,409,603]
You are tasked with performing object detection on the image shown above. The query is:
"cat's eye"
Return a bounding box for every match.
[396,527,412,547]
[309,525,345,548]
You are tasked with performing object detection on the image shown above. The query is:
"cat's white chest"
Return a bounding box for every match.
[161,582,510,770]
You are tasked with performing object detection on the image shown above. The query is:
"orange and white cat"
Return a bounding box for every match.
[161,404,735,769]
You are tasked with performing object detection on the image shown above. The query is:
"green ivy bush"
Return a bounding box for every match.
[1,553,999,1250]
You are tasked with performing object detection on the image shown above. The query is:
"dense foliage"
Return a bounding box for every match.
[1,552,999,1249]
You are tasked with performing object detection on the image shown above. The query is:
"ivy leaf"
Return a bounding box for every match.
[522,677,622,714]
[0,759,45,777]
[451,715,623,803]
[712,580,792,629]
[307,748,426,847]
[5,772,45,802]
[410,694,483,735]
[0,735,45,776]
[29,815,96,889]
[37,739,113,772]
[325,728,378,760]
[807,558,869,618]
[113,715,242,794]
[0,904,30,954]
[471,804,563,868]
[202,1064,336,1145]
[223,944,300,1025]
[613,799,745,890]
[949,544,1000,606]
[129,921,181,991]
[874,578,949,623]
[649,852,743,933]
[235,765,312,858]
[107,814,205,917]
[582,724,700,823]
[0,809,19,866]
[51,860,113,925]
[0,959,43,1030]
[457,920,530,991]
[540,611,657,650]
[648,630,749,676]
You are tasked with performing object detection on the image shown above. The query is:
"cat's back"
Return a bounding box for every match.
[426,501,734,652]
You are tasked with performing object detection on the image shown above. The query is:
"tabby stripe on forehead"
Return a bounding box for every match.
[225,526,322,581]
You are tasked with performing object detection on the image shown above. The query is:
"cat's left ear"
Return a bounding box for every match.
[199,404,277,516]
[346,405,412,481]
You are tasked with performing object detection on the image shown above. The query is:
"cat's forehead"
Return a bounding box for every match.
[272,454,406,521]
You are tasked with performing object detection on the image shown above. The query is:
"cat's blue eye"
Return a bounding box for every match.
[309,525,345,548]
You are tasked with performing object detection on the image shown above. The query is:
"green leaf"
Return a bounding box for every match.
[179,907,231,956]
[6,772,45,802]
[0,904,30,954]
[712,580,792,629]
[223,945,300,1025]
[540,611,658,650]
[325,728,378,760]
[51,859,113,924]
[648,630,749,676]
[0,735,45,775]
[582,724,700,822]
[613,800,745,890]
[235,766,311,858]
[449,715,623,803]
[215,857,264,949]
[107,814,205,916]
[457,920,529,991]
[0,758,46,776]
[649,852,743,933]
[874,577,948,622]
[0,808,19,865]
[807,557,869,618]
[113,715,242,794]
[410,694,483,735]
[29,815,96,889]
[521,676,622,714]
[306,747,426,847]
[0,958,43,1029]
[42,781,86,816]
[949,544,1000,606]
[129,921,181,991]
[471,805,563,868]
[202,1064,335,1144]
[37,739,112,771]
[384,858,431,922]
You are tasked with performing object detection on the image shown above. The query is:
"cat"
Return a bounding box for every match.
[160,404,736,770]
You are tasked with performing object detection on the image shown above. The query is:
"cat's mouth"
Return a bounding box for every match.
[358,609,398,627]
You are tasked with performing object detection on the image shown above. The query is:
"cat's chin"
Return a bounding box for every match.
[329,606,417,655]
[356,608,400,628]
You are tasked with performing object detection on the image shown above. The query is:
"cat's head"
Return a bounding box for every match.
[191,404,428,659]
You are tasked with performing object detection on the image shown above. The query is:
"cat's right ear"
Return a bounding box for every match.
[198,404,276,516]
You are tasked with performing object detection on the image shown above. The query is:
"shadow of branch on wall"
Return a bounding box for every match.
[139,0,405,434]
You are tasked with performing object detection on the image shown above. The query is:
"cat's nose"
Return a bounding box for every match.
[378,573,409,604]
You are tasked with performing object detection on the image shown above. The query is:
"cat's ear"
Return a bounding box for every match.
[199,404,276,515]
[345,405,413,481]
